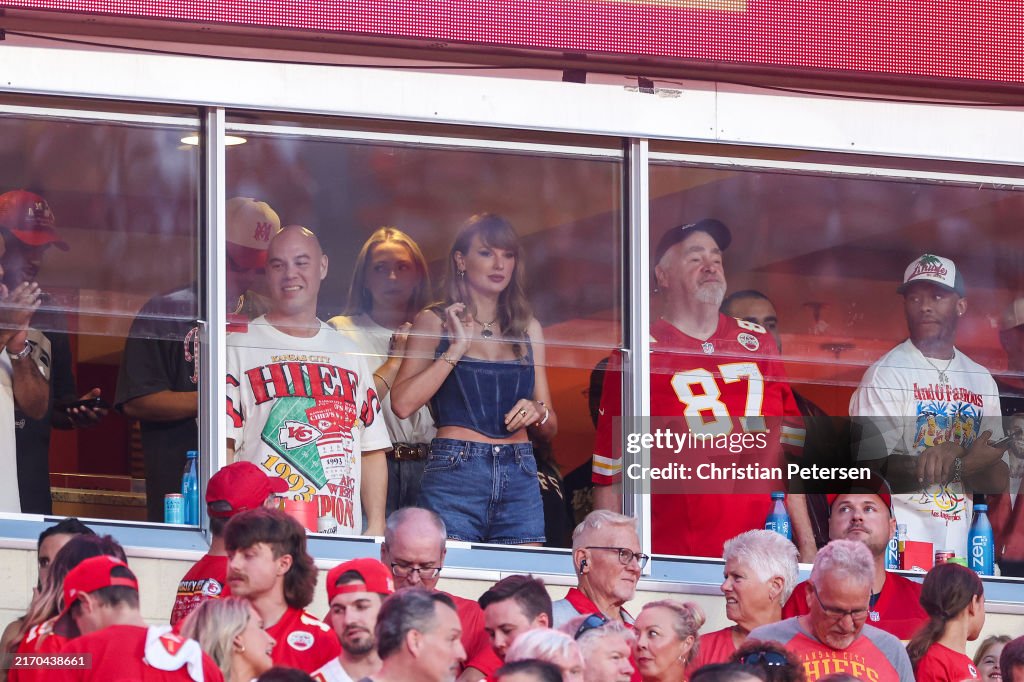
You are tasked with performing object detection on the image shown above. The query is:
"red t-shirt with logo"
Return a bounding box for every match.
[688,627,738,672]
[448,593,503,678]
[9,617,67,682]
[916,643,979,682]
[170,554,230,627]
[783,573,927,641]
[53,624,223,682]
[267,606,341,673]
[592,316,805,558]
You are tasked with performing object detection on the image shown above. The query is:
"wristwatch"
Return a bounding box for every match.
[8,343,32,362]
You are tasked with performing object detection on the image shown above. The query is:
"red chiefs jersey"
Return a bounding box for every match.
[782,573,927,641]
[916,643,979,682]
[592,315,805,557]
[9,617,67,682]
[54,624,223,682]
[267,606,341,673]
[687,627,738,673]
[170,554,229,627]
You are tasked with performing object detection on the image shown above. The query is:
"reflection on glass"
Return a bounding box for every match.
[227,131,624,546]
[0,110,199,521]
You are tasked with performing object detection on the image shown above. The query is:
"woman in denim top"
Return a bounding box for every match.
[392,213,557,545]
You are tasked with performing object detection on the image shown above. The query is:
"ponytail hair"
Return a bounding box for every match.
[907,563,983,669]
[641,599,706,666]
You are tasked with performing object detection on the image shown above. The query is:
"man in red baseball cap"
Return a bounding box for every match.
[314,557,396,681]
[781,477,927,640]
[52,555,223,682]
[170,461,288,626]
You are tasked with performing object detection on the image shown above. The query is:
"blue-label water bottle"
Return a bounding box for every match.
[885,533,899,569]
[182,450,199,525]
[969,503,994,576]
[765,492,791,540]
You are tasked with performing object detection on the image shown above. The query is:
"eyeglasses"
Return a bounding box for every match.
[574,613,608,640]
[741,651,789,667]
[390,563,442,579]
[585,546,650,569]
[810,585,869,622]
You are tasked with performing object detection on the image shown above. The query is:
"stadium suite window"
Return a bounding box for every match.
[223,123,623,547]
[0,101,202,526]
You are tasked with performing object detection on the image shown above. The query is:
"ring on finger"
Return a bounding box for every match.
[519,408,528,417]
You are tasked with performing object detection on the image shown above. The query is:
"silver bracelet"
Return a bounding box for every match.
[538,407,550,426]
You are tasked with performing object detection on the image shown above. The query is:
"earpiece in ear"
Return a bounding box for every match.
[579,559,588,572]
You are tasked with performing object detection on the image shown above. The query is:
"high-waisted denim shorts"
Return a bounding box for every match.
[417,437,545,544]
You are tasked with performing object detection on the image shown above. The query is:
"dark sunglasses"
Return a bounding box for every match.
[574,613,608,640]
[741,651,789,667]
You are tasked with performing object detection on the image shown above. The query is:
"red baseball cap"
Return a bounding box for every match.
[54,556,138,636]
[0,190,69,251]
[327,558,395,602]
[206,461,290,518]
[826,473,894,514]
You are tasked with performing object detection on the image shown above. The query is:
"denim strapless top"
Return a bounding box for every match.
[431,336,535,439]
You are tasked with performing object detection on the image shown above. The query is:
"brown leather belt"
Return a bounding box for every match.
[388,442,430,461]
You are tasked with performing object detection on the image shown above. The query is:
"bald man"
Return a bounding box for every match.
[226,225,390,536]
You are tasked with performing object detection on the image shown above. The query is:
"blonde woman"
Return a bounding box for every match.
[633,600,705,682]
[180,597,275,682]
[329,227,435,514]
[393,213,556,545]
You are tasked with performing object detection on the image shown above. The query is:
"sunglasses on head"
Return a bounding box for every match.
[574,613,608,640]
[741,651,789,667]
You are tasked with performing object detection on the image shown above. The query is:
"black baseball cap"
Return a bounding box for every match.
[654,218,731,264]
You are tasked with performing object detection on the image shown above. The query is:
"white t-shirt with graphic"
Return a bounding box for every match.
[226,317,391,535]
[329,314,436,446]
[851,339,1002,558]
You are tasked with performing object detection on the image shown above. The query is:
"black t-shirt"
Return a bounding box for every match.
[115,286,199,521]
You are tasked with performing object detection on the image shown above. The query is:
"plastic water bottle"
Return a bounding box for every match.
[969,503,994,576]
[764,492,791,540]
[182,450,199,525]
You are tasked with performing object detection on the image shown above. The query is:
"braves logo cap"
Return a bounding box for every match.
[226,197,280,269]
[897,253,965,297]
[327,557,396,601]
[0,190,69,251]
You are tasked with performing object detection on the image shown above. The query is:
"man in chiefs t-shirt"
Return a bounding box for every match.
[591,218,809,558]
[782,480,927,641]
[225,507,340,673]
[170,461,289,627]
[751,540,914,682]
[381,507,502,681]
[52,555,223,682]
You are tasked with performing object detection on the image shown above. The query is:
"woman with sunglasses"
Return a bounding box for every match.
[393,213,556,545]
[689,530,799,672]
[907,562,986,682]
[633,600,705,682]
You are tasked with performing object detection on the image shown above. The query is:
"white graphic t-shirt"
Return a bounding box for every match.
[226,317,391,535]
[851,339,1002,557]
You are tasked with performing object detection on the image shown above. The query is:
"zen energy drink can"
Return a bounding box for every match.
[165,493,185,524]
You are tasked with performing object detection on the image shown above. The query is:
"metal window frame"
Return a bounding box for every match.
[1,44,1024,606]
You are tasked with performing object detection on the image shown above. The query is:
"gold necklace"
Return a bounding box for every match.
[479,317,498,338]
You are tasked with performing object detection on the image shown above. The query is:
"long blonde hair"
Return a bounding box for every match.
[442,213,532,358]
[180,598,252,681]
[344,227,431,319]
